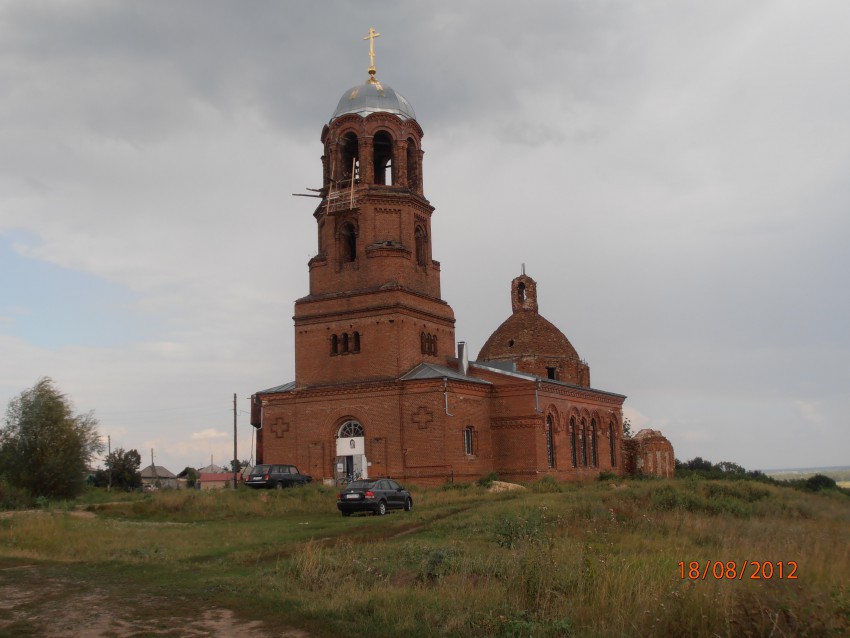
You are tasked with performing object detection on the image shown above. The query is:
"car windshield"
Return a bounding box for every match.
[348,480,375,489]
[251,465,271,475]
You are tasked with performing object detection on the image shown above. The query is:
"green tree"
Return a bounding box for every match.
[94,448,141,490]
[0,377,104,500]
[717,461,746,475]
[178,466,198,488]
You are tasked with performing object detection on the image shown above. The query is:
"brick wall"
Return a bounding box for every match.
[622,429,675,478]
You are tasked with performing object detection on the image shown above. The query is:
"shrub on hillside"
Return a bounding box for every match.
[804,474,837,492]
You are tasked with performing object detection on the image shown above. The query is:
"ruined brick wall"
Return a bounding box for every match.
[622,429,675,478]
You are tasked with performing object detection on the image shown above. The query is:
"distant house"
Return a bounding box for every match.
[197,463,225,475]
[141,465,178,490]
[197,473,232,490]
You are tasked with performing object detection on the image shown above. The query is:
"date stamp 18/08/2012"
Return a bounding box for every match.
[678,561,798,580]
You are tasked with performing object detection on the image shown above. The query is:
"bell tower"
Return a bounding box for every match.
[293,32,456,386]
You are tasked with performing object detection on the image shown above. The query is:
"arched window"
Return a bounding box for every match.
[545,415,555,469]
[373,131,394,185]
[580,419,588,467]
[338,420,364,438]
[591,419,598,467]
[352,331,360,353]
[340,222,357,263]
[517,282,526,304]
[609,421,617,467]
[464,426,474,455]
[415,225,427,267]
[341,333,349,354]
[569,417,577,467]
[421,333,437,356]
[330,334,339,356]
[406,138,419,191]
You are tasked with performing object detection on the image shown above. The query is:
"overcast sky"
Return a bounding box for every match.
[1,1,848,473]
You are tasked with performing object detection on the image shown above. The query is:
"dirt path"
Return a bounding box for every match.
[0,565,309,638]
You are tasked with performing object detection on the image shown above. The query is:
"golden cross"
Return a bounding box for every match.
[363,27,381,73]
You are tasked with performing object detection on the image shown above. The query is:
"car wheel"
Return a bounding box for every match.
[274,481,284,490]
[341,511,351,517]
[404,497,413,512]
[375,500,387,516]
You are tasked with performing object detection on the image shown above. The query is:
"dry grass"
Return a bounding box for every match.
[1,479,848,637]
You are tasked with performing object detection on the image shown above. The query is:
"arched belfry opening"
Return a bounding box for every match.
[511,274,539,313]
[339,132,360,182]
[373,131,394,185]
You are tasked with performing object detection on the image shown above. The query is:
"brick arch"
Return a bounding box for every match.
[371,129,396,185]
[414,223,429,266]
[328,414,367,440]
[606,412,620,437]
[331,122,363,139]
[328,113,366,132]
[566,411,579,467]
[332,130,361,181]
[336,218,359,264]
[368,125,399,142]
[544,404,562,433]
[362,111,425,139]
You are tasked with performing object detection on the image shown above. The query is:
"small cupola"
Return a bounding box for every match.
[511,274,538,313]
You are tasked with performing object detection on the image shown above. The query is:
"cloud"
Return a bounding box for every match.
[793,400,821,425]
[1,1,849,473]
[191,429,229,441]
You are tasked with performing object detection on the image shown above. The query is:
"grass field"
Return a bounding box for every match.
[1,478,849,637]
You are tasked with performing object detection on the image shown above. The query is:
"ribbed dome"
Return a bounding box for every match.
[331,81,416,122]
[477,312,580,363]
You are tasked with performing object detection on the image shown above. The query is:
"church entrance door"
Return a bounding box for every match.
[335,420,368,482]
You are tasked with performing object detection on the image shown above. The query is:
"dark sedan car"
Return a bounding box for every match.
[246,464,312,489]
[337,478,413,516]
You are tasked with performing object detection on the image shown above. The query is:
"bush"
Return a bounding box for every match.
[477,471,499,488]
[495,511,547,549]
[805,474,837,492]
[0,478,34,510]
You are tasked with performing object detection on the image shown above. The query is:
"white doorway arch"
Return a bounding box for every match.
[335,420,368,481]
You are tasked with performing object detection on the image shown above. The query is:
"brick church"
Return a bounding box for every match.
[250,36,673,484]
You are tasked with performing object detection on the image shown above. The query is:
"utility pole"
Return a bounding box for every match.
[232,393,238,489]
[151,448,157,488]
[107,435,112,492]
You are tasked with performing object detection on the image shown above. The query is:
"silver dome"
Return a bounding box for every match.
[331,81,416,122]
